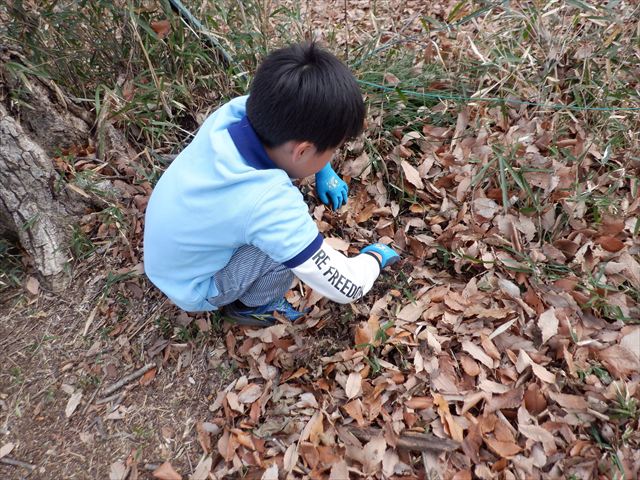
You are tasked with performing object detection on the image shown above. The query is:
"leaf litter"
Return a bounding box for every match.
[181,3,640,477]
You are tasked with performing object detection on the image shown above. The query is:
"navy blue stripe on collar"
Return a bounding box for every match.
[227,115,277,170]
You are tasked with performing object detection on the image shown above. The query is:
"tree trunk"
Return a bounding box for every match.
[0,103,79,289]
[0,49,137,290]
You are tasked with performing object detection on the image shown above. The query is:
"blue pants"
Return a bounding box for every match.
[208,245,294,308]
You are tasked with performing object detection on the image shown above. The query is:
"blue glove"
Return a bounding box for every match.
[315,163,348,210]
[361,243,400,269]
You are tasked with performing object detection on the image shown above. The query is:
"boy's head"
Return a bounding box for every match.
[247,42,365,178]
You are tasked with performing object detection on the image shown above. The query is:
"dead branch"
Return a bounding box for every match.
[349,426,459,452]
[0,457,36,471]
[99,363,155,398]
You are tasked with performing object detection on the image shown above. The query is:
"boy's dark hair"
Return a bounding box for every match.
[246,42,365,152]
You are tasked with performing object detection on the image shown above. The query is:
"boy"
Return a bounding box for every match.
[144,43,399,327]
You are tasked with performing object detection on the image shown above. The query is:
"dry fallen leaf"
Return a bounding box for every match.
[434,394,464,442]
[109,461,127,480]
[151,20,171,39]
[196,422,211,453]
[547,391,588,411]
[519,424,555,446]
[397,301,427,322]
[474,197,500,219]
[65,391,83,418]
[486,387,524,413]
[329,460,350,480]
[620,327,640,361]
[524,385,548,415]
[261,463,278,480]
[461,340,494,368]
[538,308,559,344]
[0,443,15,459]
[217,429,238,462]
[325,237,350,252]
[283,443,299,473]
[139,367,157,386]
[597,236,625,252]
[362,436,387,474]
[189,456,212,480]
[25,276,40,296]
[452,471,473,480]
[153,462,182,480]
[459,355,480,376]
[597,345,640,378]
[382,449,400,478]
[299,411,324,444]
[345,371,363,399]
[400,160,424,189]
[498,278,521,299]
[343,399,365,426]
[238,383,262,404]
[517,350,556,384]
[484,437,522,458]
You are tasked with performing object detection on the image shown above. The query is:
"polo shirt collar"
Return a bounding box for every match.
[227,115,277,170]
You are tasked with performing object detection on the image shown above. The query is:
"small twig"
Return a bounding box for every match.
[0,457,36,471]
[167,0,234,67]
[99,363,155,397]
[127,299,167,338]
[95,391,125,406]
[94,416,107,439]
[82,303,100,336]
[81,377,105,414]
[349,426,459,452]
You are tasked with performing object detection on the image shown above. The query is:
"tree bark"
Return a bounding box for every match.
[0,103,78,288]
[0,49,137,290]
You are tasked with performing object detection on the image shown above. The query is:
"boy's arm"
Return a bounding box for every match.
[245,179,398,303]
[289,240,398,304]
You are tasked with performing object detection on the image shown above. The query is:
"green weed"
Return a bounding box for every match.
[578,363,612,385]
[70,225,96,261]
[0,238,24,292]
[176,323,200,342]
[609,386,638,422]
[9,366,23,385]
[357,320,396,377]
[78,373,101,391]
[101,270,137,300]
[580,267,639,323]
[156,315,173,338]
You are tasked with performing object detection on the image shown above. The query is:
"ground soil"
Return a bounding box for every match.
[0,256,354,479]
[0,277,200,478]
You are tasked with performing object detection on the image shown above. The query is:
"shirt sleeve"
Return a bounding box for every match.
[245,180,322,267]
[291,240,380,304]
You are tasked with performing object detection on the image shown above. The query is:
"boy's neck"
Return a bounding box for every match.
[265,143,295,175]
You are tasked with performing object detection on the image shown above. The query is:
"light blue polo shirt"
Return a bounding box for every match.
[143,96,322,311]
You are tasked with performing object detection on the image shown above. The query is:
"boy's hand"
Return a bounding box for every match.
[316,164,348,210]
[361,243,400,269]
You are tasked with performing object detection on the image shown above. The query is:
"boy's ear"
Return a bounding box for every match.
[291,141,315,163]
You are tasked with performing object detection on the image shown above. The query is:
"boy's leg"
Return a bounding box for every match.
[208,245,294,308]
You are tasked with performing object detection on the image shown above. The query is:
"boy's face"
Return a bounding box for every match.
[267,141,337,179]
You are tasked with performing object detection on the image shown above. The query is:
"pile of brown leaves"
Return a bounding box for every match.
[174,99,638,479]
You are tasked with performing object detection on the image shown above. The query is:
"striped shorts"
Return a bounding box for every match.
[207,245,294,308]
